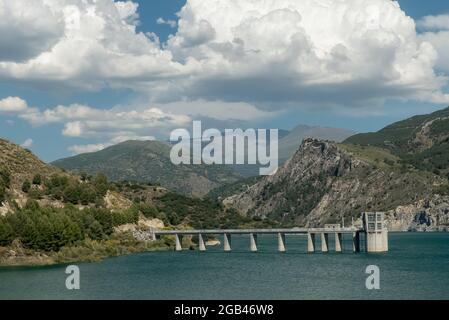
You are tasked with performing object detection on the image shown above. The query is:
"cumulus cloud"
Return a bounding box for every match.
[162,0,449,106]
[0,0,64,62]
[68,135,156,155]
[157,17,177,28]
[417,15,449,73]
[3,95,274,144]
[0,0,448,111]
[417,14,449,31]
[0,97,29,113]
[0,0,185,90]
[21,138,33,148]
[153,100,274,121]
[68,143,107,155]
[20,103,191,140]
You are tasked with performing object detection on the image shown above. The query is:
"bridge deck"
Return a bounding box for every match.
[153,228,361,235]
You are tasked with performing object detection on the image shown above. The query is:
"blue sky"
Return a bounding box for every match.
[0,0,449,162]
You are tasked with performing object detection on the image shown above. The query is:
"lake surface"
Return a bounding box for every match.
[1,233,448,300]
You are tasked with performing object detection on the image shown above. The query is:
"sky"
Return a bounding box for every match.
[0,0,449,162]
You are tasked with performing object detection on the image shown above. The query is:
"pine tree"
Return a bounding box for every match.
[22,180,31,193]
[32,174,42,185]
[0,218,13,246]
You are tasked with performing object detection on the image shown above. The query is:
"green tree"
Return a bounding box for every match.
[0,218,13,246]
[63,184,82,204]
[0,184,6,203]
[32,174,42,185]
[93,173,109,197]
[0,168,10,187]
[22,180,31,193]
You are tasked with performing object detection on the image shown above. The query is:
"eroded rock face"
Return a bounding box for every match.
[104,190,133,211]
[225,138,448,229]
[224,139,352,224]
[385,195,449,231]
[114,216,165,241]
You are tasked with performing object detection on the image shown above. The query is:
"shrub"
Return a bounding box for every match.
[0,184,6,204]
[0,218,13,246]
[22,180,31,193]
[32,174,42,185]
[0,168,10,187]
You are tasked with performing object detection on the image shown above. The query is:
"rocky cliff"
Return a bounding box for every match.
[225,139,449,229]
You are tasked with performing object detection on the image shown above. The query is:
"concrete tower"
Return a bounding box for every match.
[363,212,388,252]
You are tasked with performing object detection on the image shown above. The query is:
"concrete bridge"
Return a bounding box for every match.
[150,213,388,253]
[151,227,362,253]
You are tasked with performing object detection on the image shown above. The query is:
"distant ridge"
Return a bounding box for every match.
[52,140,242,197]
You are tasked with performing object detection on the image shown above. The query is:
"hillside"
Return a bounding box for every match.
[52,140,242,197]
[0,138,62,189]
[224,138,449,230]
[0,138,271,266]
[344,107,449,177]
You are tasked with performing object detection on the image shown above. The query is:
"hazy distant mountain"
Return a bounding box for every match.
[229,125,355,177]
[279,125,355,162]
[52,140,242,197]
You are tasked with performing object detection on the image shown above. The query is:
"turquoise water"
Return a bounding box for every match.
[0,233,448,300]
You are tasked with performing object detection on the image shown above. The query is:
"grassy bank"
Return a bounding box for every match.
[0,233,172,267]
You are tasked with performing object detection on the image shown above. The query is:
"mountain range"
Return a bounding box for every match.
[224,107,449,231]
[3,108,449,232]
[52,124,354,195]
[52,140,241,198]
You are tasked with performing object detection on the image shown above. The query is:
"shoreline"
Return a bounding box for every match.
[0,239,172,268]
[2,231,448,268]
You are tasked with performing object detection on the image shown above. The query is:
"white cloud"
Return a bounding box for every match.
[21,138,33,148]
[419,31,449,74]
[417,15,449,74]
[68,143,107,155]
[2,97,191,147]
[115,1,140,26]
[153,100,274,121]
[68,135,156,155]
[0,0,64,62]
[157,17,177,28]
[0,97,29,113]
[0,0,185,90]
[4,96,275,143]
[417,14,449,31]
[160,0,449,106]
[0,0,448,110]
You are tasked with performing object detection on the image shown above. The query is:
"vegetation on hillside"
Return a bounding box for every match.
[0,163,275,266]
[344,107,449,178]
[51,140,242,197]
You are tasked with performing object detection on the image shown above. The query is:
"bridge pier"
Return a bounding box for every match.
[352,232,360,253]
[198,234,206,251]
[277,233,286,252]
[321,233,329,253]
[224,233,231,252]
[307,233,316,253]
[250,233,258,252]
[150,228,157,241]
[152,225,383,254]
[175,234,182,251]
[335,233,342,252]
